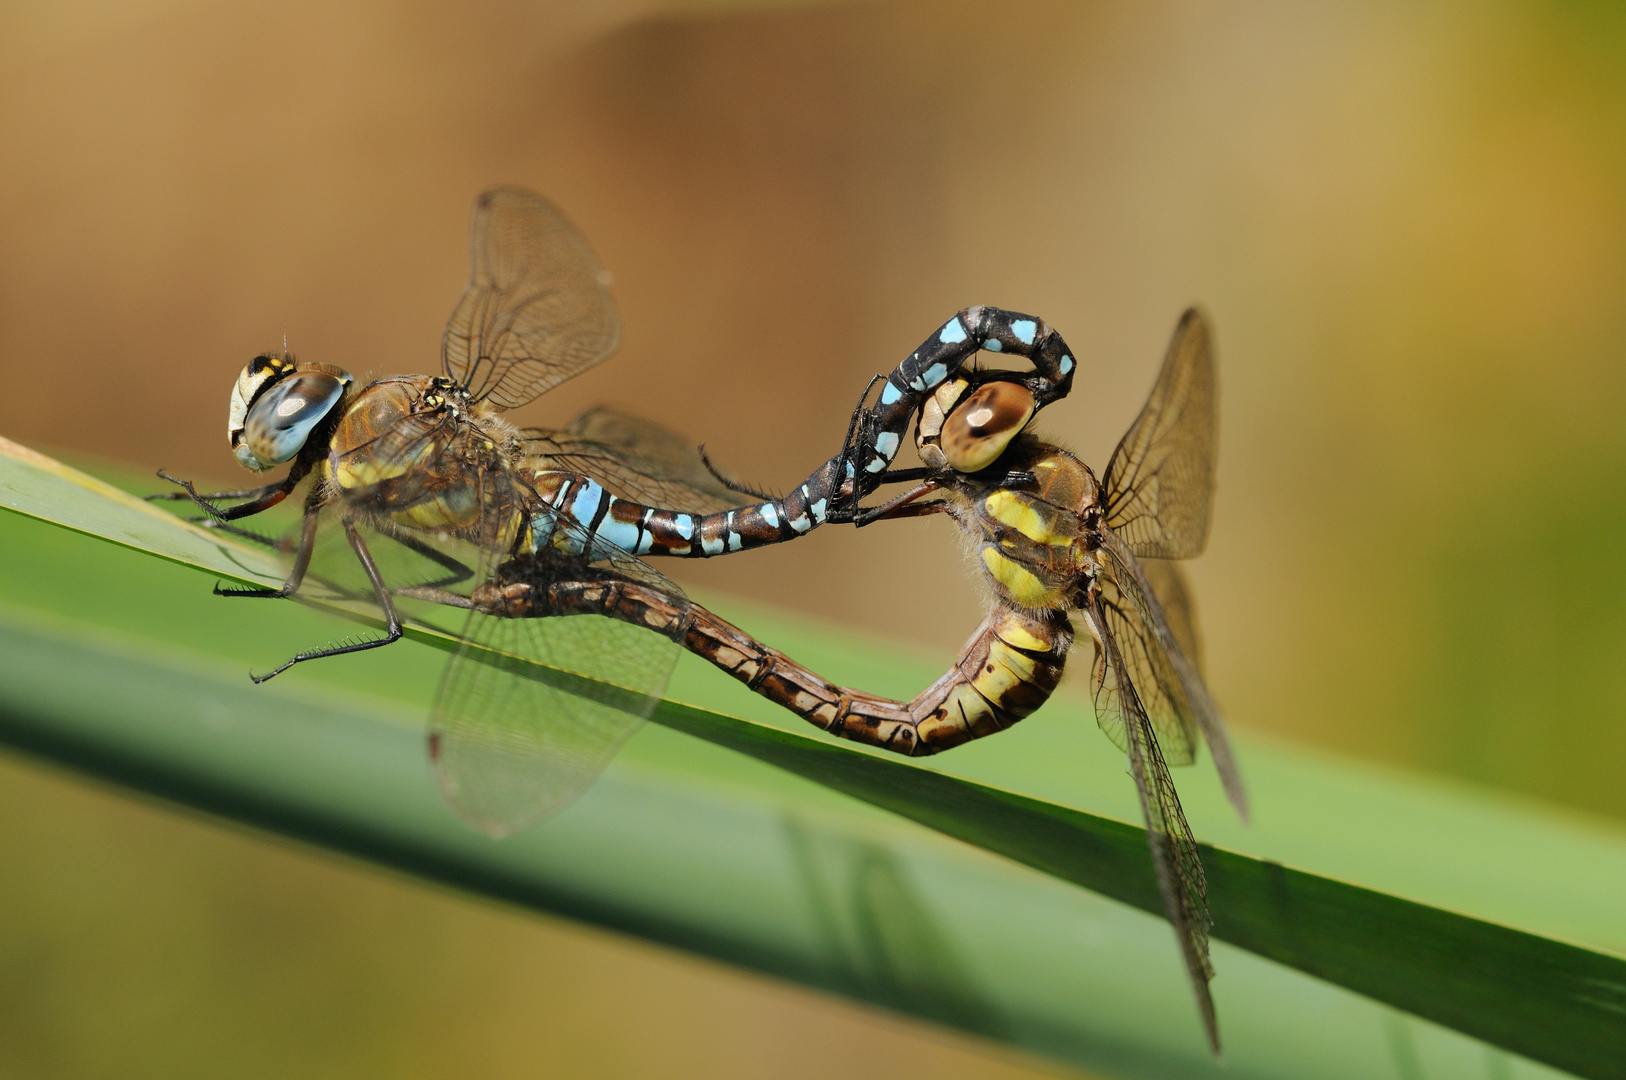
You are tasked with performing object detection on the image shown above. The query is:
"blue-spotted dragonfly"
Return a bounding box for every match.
[454,309,1243,1051]
[152,187,1078,835]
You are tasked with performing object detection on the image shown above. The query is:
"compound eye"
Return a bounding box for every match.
[238,371,347,470]
[940,381,1036,473]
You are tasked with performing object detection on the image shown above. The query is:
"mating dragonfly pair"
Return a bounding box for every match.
[155,187,1244,1052]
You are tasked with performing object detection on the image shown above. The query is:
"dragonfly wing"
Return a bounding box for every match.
[1101,308,1216,560]
[1082,589,1218,1053]
[1087,560,1199,766]
[427,481,690,838]
[429,597,678,838]
[1101,533,1248,821]
[442,187,621,411]
[520,406,744,515]
[1140,558,1201,670]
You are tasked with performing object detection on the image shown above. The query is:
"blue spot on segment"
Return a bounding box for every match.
[880,382,903,405]
[1059,354,1074,376]
[866,457,887,473]
[727,532,743,552]
[1011,320,1037,344]
[789,512,812,534]
[595,511,641,554]
[844,460,855,479]
[984,339,1003,352]
[810,498,829,523]
[673,514,694,541]
[922,362,948,388]
[874,431,900,460]
[939,318,968,345]
[595,516,638,551]
[636,532,656,555]
[701,533,724,556]
[569,479,605,528]
[760,503,779,528]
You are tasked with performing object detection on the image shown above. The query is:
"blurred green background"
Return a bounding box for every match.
[2,0,1625,1076]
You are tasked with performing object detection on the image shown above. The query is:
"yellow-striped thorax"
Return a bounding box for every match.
[970,448,1101,611]
[228,351,353,472]
[913,375,1097,611]
[321,373,520,540]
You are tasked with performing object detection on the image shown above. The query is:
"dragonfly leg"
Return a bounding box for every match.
[214,493,321,600]
[151,468,300,521]
[249,522,403,683]
[843,480,946,527]
[378,531,476,589]
[697,445,777,501]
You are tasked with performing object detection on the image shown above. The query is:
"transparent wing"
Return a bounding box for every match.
[520,407,743,515]
[429,594,676,838]
[330,411,449,502]
[1088,559,1199,766]
[442,187,621,410]
[1082,589,1217,1053]
[1140,557,1201,671]
[1102,532,1248,822]
[426,486,684,838]
[1102,308,1216,559]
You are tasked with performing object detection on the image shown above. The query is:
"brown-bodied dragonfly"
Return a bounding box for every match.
[439,310,1243,1051]
[153,186,1080,834]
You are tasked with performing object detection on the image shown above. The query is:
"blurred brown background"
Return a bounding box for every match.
[3,0,1625,1076]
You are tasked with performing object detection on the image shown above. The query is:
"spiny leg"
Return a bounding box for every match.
[214,490,322,600]
[250,521,404,683]
[843,480,946,527]
[378,530,476,590]
[698,446,778,501]
[150,467,300,521]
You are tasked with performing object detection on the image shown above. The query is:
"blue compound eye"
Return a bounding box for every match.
[237,370,347,470]
[940,381,1036,473]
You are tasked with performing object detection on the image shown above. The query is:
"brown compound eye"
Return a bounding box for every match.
[940,381,1036,472]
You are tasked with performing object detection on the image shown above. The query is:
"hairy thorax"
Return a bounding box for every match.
[322,374,521,537]
[962,443,1101,612]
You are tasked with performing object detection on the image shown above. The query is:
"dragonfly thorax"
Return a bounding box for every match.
[965,445,1100,612]
[323,374,522,539]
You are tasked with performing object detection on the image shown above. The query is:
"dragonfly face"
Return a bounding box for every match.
[917,376,1037,473]
[227,352,353,471]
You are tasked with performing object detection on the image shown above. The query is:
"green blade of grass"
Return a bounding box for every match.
[2,437,1623,1079]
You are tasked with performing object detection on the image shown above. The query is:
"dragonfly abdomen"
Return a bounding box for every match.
[913,606,1072,749]
[527,458,853,559]
[482,573,1071,760]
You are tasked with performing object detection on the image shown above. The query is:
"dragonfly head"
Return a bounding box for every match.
[228,351,353,471]
[917,377,1036,474]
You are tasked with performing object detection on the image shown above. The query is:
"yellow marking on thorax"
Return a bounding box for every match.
[982,489,1072,547]
[981,547,1059,608]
